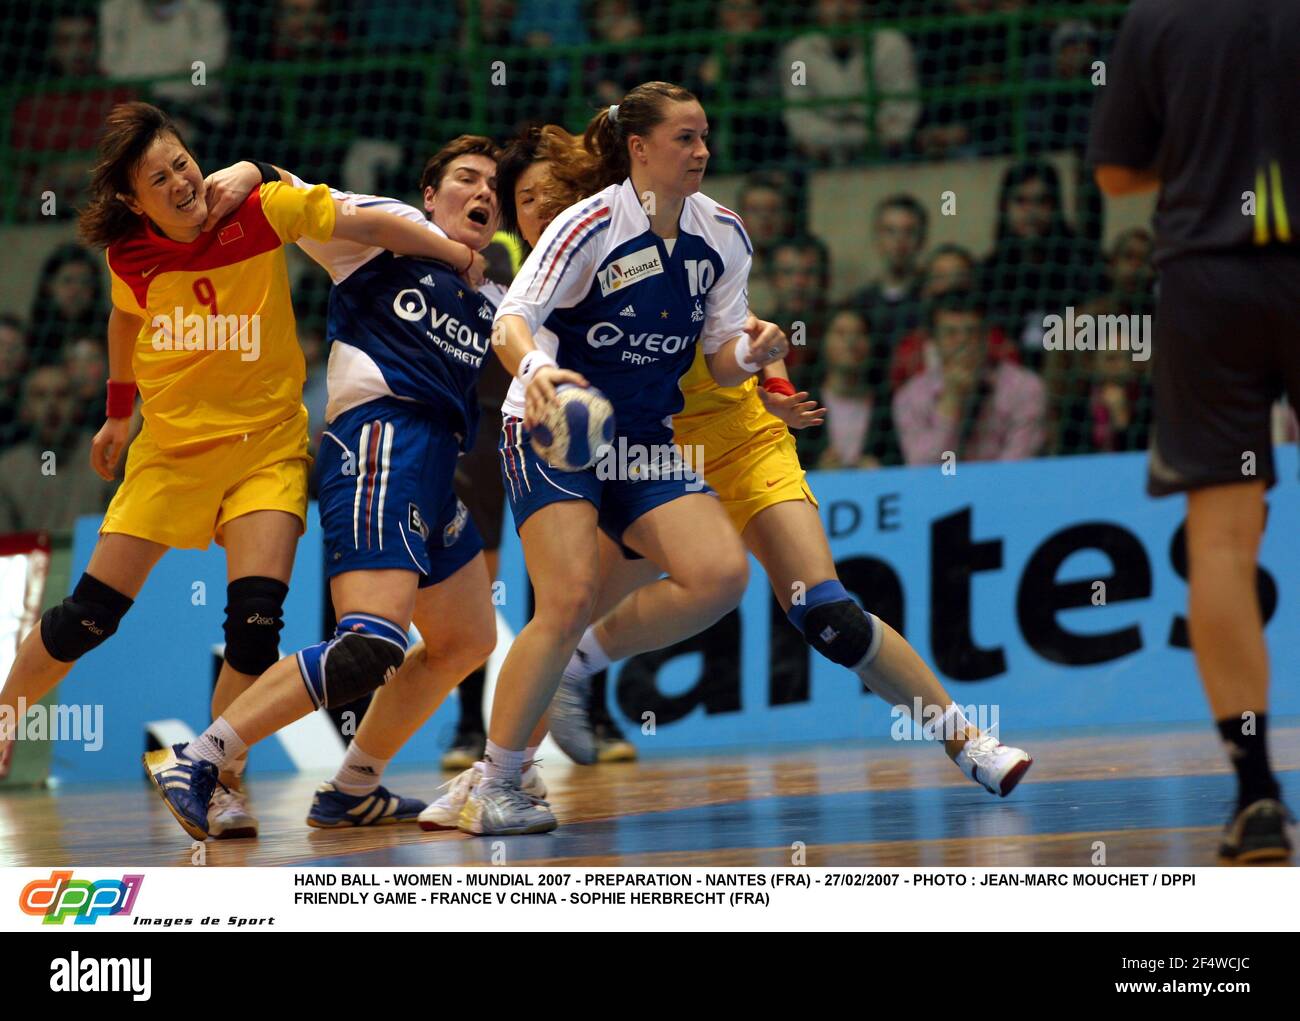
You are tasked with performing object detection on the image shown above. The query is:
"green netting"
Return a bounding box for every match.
[0,0,1150,510]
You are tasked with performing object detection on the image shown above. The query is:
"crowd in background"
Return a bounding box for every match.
[0,0,1192,535]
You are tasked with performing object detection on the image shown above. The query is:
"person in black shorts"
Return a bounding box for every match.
[1089,0,1300,861]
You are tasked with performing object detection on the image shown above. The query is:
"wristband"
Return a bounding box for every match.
[762,377,796,397]
[251,160,279,184]
[518,350,558,388]
[733,333,763,374]
[106,380,137,419]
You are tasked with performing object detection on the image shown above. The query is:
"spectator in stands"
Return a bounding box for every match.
[0,365,116,533]
[980,159,1101,368]
[512,0,588,105]
[99,0,229,132]
[1043,227,1155,455]
[804,307,898,469]
[890,243,1018,389]
[737,173,798,315]
[767,235,832,386]
[10,7,135,220]
[584,0,651,108]
[780,0,921,163]
[893,287,1046,465]
[913,0,1019,159]
[849,193,927,352]
[27,244,107,369]
[0,317,31,447]
[62,337,109,435]
[683,0,785,170]
[1026,20,1100,156]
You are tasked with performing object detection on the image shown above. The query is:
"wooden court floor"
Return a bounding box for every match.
[0,726,1295,867]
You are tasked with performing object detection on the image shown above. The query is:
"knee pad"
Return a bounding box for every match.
[223,576,289,675]
[788,580,881,669]
[297,614,408,709]
[40,573,134,663]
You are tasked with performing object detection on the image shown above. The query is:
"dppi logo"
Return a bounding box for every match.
[19,870,144,925]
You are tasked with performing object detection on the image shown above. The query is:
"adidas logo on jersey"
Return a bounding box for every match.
[619,304,636,317]
[419,274,435,286]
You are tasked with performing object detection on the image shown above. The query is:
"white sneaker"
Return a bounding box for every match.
[418,761,547,831]
[955,734,1032,797]
[207,786,259,839]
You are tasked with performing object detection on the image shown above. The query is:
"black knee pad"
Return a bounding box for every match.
[223,576,289,675]
[40,573,134,663]
[318,630,405,708]
[802,599,878,668]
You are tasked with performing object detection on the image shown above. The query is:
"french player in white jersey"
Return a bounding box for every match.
[145,139,510,841]
[452,82,791,835]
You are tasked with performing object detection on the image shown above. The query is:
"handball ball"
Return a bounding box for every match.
[530,383,615,471]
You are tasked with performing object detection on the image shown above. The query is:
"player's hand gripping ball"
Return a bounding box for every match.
[530,383,615,471]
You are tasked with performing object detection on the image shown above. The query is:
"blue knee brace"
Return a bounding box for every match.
[296,614,409,709]
[787,579,880,669]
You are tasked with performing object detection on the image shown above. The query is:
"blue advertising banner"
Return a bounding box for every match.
[52,449,1299,781]
[500,448,1300,751]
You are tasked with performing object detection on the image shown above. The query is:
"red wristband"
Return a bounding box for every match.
[106,380,137,419]
[762,377,796,398]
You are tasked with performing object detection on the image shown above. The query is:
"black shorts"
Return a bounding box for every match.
[454,409,507,550]
[1148,249,1300,496]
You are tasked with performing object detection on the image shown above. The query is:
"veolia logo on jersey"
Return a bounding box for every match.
[597,246,664,296]
[391,288,488,354]
[585,321,696,361]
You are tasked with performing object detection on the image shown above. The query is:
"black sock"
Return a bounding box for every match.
[1216,713,1280,809]
[456,667,486,735]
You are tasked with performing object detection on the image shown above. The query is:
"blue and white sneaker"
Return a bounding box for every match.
[143,743,220,840]
[306,782,426,828]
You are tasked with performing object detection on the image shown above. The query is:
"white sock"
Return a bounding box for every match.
[332,741,389,796]
[565,628,611,679]
[183,718,247,769]
[922,702,971,744]
[483,740,525,781]
[522,745,540,772]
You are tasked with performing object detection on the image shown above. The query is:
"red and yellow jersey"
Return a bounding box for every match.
[673,342,758,432]
[106,181,336,450]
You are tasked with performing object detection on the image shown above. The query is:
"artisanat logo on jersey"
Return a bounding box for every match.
[597,246,663,296]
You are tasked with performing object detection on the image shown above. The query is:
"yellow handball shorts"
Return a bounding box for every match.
[101,405,311,550]
[674,393,817,536]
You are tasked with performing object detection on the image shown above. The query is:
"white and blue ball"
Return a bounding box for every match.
[530,384,615,471]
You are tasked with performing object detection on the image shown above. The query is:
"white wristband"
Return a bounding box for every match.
[733,333,763,375]
[518,350,558,388]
